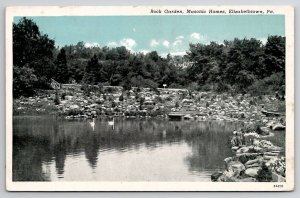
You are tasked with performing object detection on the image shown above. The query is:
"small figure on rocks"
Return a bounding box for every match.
[231,131,243,148]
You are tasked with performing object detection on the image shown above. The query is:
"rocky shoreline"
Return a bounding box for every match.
[14,84,285,121]
[211,122,286,182]
[13,84,286,182]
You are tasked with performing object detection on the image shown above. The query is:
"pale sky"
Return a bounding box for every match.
[14,15,285,56]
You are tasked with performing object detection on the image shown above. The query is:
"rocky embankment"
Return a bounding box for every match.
[211,121,286,182]
[14,84,285,123]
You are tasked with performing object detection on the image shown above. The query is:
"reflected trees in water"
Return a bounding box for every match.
[13,116,241,181]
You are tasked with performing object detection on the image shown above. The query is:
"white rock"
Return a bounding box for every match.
[236,146,250,154]
[245,158,260,166]
[60,100,68,105]
[229,161,245,174]
[245,167,261,177]
[246,163,260,168]
[65,95,73,100]
[272,124,285,130]
[69,104,80,110]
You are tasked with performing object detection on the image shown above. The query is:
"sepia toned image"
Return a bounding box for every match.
[6,6,294,191]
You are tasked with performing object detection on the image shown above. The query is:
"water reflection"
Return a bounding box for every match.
[13,116,240,181]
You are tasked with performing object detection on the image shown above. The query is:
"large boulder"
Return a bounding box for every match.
[65,95,73,100]
[256,126,270,135]
[253,146,263,152]
[245,158,259,166]
[236,146,250,154]
[231,146,239,151]
[224,156,233,162]
[228,161,246,176]
[253,139,261,147]
[69,104,80,110]
[245,167,261,177]
[244,132,260,138]
[217,170,237,182]
[272,124,286,130]
[60,100,68,105]
[259,140,282,151]
[90,103,98,108]
[266,121,275,128]
[267,146,282,152]
[246,163,260,168]
[263,155,279,161]
[237,153,263,164]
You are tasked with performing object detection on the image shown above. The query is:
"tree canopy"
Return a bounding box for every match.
[13,17,286,98]
[13,17,56,97]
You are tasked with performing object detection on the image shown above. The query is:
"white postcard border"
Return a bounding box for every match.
[6,5,294,191]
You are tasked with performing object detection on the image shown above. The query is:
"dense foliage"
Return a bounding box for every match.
[13,17,56,97]
[13,17,286,98]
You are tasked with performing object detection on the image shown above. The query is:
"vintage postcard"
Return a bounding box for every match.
[6,6,294,191]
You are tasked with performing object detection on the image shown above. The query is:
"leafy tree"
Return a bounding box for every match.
[264,36,285,75]
[13,17,55,74]
[122,78,132,91]
[55,48,68,83]
[83,55,102,84]
[185,36,285,94]
[13,17,56,96]
[12,16,286,97]
[13,66,37,97]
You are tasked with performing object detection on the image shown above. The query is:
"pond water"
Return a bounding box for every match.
[13,116,243,181]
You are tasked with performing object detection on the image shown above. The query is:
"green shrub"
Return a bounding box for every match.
[13,66,37,98]
[105,87,115,93]
[256,163,273,182]
[119,94,124,102]
[125,111,137,116]
[138,111,147,116]
[68,108,82,116]
[201,84,212,92]
[239,155,249,164]
[248,72,285,96]
[215,83,232,93]
[54,91,60,105]
[148,109,166,117]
